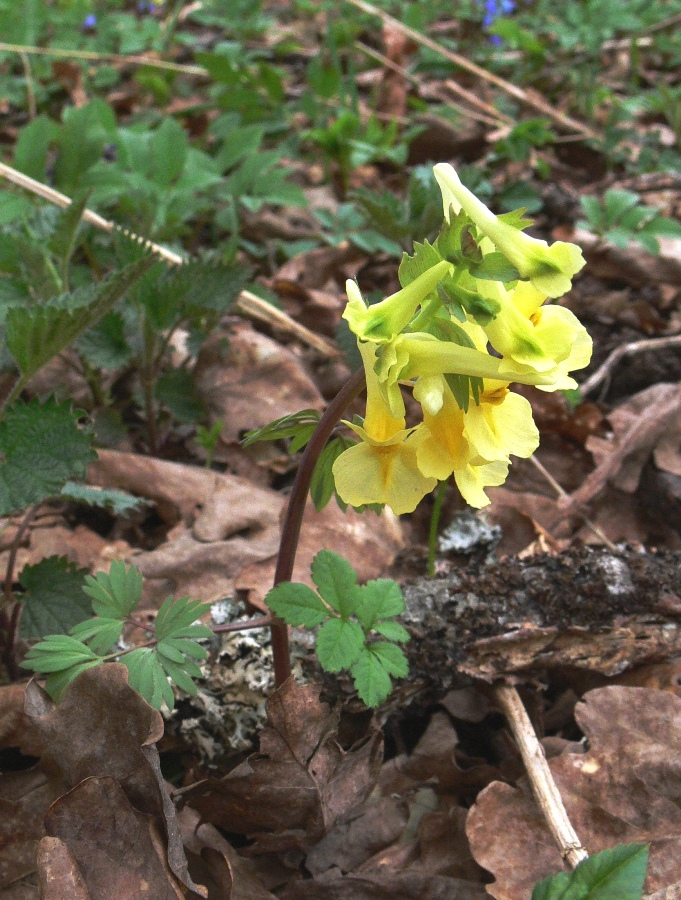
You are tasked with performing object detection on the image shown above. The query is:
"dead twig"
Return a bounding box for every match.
[495,682,589,869]
[579,334,681,398]
[345,0,600,140]
[0,41,207,76]
[0,162,340,358]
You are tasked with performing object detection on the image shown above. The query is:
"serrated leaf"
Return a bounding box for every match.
[18,556,90,639]
[19,634,101,673]
[398,240,442,288]
[532,843,648,900]
[370,641,408,678]
[49,190,90,272]
[60,482,146,516]
[76,310,134,370]
[83,560,143,618]
[316,618,364,672]
[311,550,360,617]
[6,255,155,381]
[373,620,410,642]
[155,368,206,424]
[0,398,96,516]
[69,616,123,654]
[265,582,328,627]
[355,578,405,631]
[349,646,393,708]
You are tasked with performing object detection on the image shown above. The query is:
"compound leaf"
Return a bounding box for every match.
[0,398,95,516]
[154,596,212,641]
[69,616,123,654]
[265,582,328,627]
[83,560,143,618]
[350,646,393,708]
[316,618,364,672]
[355,578,405,631]
[311,550,360,617]
[18,556,90,639]
[20,634,101,673]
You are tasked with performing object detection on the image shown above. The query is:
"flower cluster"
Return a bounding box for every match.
[332,163,591,515]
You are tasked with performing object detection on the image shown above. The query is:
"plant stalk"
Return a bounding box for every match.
[270,366,366,687]
[427,480,447,577]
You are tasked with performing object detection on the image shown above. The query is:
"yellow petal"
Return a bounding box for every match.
[454,459,509,508]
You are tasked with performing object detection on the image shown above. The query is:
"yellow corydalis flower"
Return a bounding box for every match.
[343,260,450,344]
[332,342,437,515]
[433,163,585,298]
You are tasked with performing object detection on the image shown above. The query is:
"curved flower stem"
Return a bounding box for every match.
[270,366,366,687]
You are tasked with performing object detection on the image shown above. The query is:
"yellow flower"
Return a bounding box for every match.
[332,343,437,514]
[343,260,450,344]
[415,383,512,508]
[475,280,592,390]
[462,382,539,461]
[433,163,585,298]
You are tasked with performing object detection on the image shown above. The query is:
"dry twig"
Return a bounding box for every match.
[495,682,589,869]
[580,334,681,398]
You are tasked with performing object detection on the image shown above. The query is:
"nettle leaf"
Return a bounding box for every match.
[265,582,328,627]
[532,843,648,900]
[83,560,143,619]
[60,482,146,516]
[6,255,155,381]
[18,556,90,639]
[48,191,91,271]
[355,578,405,631]
[155,368,206,424]
[76,310,134,370]
[0,398,96,516]
[311,549,360,617]
[316,618,364,672]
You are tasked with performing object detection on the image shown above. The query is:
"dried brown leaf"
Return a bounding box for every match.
[179,679,383,851]
[36,837,89,899]
[466,686,681,898]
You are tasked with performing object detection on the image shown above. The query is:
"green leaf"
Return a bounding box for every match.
[355,578,405,631]
[265,582,328,627]
[310,437,354,512]
[149,117,188,187]
[398,240,442,288]
[69,616,123,654]
[44,658,103,700]
[60,482,146,516]
[18,556,90,639]
[83,560,143,618]
[242,409,321,447]
[373,620,410,642]
[316,618,364,672]
[121,647,175,710]
[0,398,96,516]
[311,550,360,617]
[155,368,206,424]
[349,646,393,708]
[471,251,521,283]
[14,115,60,181]
[370,641,408,678]
[76,311,134,370]
[154,596,212,641]
[532,843,648,900]
[6,255,155,381]
[48,191,90,272]
[19,634,101,672]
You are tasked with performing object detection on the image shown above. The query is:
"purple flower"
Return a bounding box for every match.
[137,1,157,14]
[82,13,97,30]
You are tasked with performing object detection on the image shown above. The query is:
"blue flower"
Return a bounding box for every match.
[82,13,97,30]
[480,0,515,42]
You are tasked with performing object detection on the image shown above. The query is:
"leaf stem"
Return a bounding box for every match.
[1,503,40,680]
[270,366,366,687]
[427,480,447,577]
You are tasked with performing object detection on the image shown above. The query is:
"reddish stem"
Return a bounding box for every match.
[270,366,366,687]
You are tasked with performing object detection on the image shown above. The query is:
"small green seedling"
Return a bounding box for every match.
[265,550,410,707]
[578,189,681,254]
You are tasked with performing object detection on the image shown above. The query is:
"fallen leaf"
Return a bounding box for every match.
[36,837,89,900]
[179,678,383,852]
[466,686,681,898]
